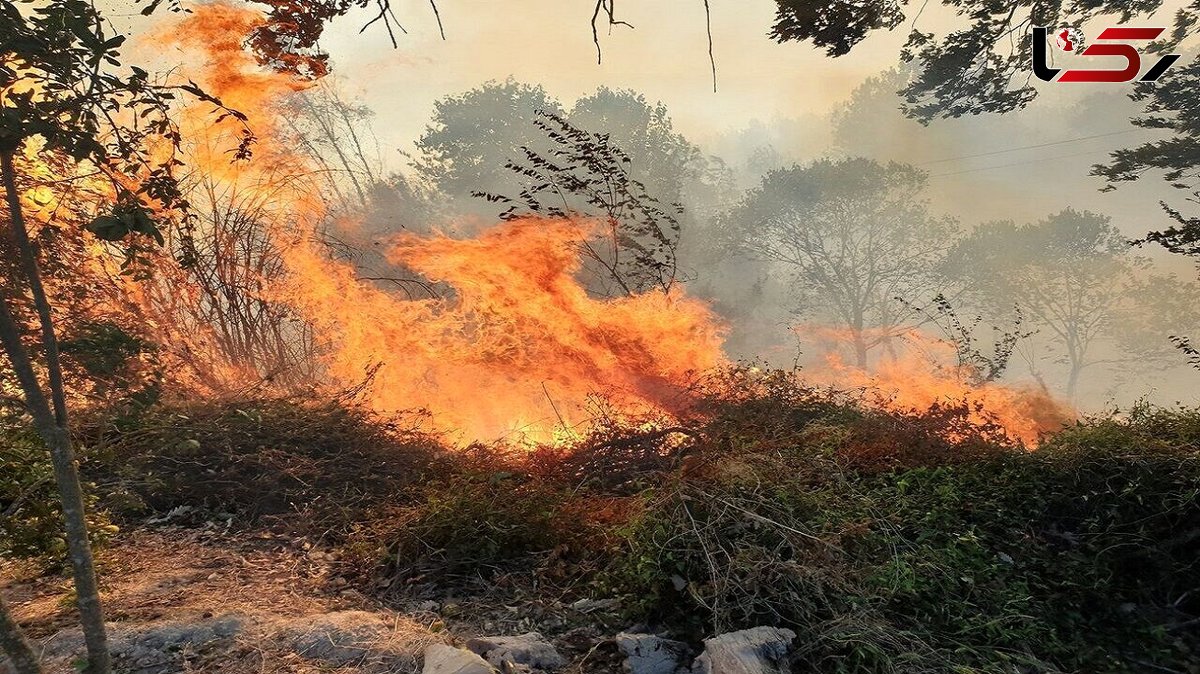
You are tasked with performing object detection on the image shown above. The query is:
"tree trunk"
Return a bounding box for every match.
[0,151,111,674]
[1065,341,1083,401]
[0,593,42,674]
[851,327,869,369]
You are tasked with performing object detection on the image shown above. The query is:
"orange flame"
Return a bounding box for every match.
[143,2,1069,446]
[279,217,726,441]
[798,326,1072,446]
[150,3,726,442]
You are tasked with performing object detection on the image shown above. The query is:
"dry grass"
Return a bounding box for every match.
[1,528,442,673]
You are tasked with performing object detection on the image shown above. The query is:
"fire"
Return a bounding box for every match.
[149,3,725,442]
[798,326,1072,446]
[127,1,1069,446]
[280,218,726,441]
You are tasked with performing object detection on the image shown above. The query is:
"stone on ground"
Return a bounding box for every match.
[691,627,795,674]
[423,643,497,674]
[466,632,566,671]
[615,631,689,674]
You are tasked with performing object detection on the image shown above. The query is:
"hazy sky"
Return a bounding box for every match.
[108,0,1196,244]
[117,2,1193,229]
[109,0,915,144]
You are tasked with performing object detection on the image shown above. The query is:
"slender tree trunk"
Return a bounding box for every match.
[851,323,869,369]
[0,593,42,674]
[0,151,111,674]
[1065,340,1083,401]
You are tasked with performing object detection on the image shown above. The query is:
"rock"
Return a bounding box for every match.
[40,614,244,662]
[691,627,795,674]
[275,610,424,670]
[615,632,688,674]
[466,632,567,671]
[423,643,497,674]
[570,597,621,613]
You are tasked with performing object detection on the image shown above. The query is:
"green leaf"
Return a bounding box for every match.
[86,214,129,241]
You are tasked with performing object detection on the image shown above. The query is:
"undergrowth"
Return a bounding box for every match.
[3,374,1198,673]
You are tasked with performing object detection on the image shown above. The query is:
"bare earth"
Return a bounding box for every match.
[1,526,626,674]
[1,527,443,673]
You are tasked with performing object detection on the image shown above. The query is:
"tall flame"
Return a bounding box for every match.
[139,2,1069,446]
[281,218,726,441]
[153,3,726,442]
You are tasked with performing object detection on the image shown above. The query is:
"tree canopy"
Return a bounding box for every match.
[724,157,959,367]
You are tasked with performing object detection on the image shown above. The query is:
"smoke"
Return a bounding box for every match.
[125,1,1200,442]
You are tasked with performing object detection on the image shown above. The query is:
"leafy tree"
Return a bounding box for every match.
[1092,45,1200,368]
[944,209,1186,398]
[569,87,707,210]
[724,157,959,368]
[772,2,1200,243]
[769,0,1186,121]
[0,2,229,671]
[413,79,566,207]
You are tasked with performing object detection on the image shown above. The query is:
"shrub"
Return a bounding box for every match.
[608,409,1200,672]
[364,472,632,592]
[86,396,449,536]
[1,415,116,561]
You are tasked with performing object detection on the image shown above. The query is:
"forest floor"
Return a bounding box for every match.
[3,387,1200,673]
[3,526,437,673]
[1,524,629,674]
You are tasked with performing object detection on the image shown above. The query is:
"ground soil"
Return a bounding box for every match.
[1,525,628,673]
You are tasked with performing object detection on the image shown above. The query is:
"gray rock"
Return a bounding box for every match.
[466,632,566,671]
[616,632,688,674]
[691,627,795,674]
[39,614,244,664]
[423,643,497,674]
[570,598,621,613]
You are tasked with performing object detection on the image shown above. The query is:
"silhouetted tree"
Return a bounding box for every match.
[724,158,959,368]
[413,80,566,209]
[769,0,1187,121]
[476,111,686,296]
[944,209,1196,397]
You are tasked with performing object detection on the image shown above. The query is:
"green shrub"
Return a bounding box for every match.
[607,410,1200,672]
[88,397,449,535]
[1,418,116,561]
[366,471,629,590]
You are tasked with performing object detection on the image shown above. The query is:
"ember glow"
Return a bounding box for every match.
[139,2,1071,445]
